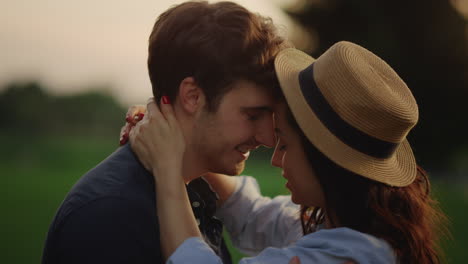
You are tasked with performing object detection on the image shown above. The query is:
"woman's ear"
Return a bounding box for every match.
[177,77,205,114]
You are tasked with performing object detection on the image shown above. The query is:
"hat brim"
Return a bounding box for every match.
[274,48,416,187]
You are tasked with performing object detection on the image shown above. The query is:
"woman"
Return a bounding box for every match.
[128,41,447,263]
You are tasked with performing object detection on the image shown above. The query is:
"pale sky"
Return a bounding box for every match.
[0,0,298,105]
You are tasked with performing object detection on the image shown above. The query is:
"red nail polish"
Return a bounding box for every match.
[126,116,133,123]
[119,134,128,145]
[162,96,170,104]
[137,113,145,120]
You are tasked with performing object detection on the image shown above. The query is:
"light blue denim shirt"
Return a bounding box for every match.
[167,176,396,264]
[215,176,303,255]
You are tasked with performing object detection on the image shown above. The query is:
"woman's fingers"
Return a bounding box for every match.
[119,124,131,145]
[120,104,147,145]
[288,256,300,264]
[126,104,147,125]
[160,96,178,128]
[288,256,353,264]
[129,124,151,170]
[146,98,167,125]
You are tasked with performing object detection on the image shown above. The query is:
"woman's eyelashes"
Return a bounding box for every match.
[275,137,287,151]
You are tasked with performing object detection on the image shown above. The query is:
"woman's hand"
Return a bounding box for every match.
[120,105,146,145]
[129,97,185,177]
[288,257,353,264]
[289,256,300,264]
[130,97,200,260]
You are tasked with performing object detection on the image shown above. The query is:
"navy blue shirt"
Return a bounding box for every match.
[42,144,231,264]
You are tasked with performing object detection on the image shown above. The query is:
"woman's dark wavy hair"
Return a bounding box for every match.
[285,108,449,264]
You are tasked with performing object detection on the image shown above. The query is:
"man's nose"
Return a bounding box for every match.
[254,117,276,148]
[255,131,275,148]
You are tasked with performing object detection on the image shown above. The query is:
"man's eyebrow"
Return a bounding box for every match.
[241,106,274,113]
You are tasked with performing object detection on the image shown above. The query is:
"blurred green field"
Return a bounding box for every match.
[1,135,467,263]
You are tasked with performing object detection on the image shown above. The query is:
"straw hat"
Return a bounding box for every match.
[274,41,419,187]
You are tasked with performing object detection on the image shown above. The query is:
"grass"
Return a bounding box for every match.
[1,135,466,263]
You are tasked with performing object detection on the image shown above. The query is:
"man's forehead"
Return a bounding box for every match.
[217,80,284,115]
[227,79,277,103]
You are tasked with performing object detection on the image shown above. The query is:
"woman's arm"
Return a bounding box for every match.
[216,176,302,255]
[155,167,201,259]
[202,173,237,207]
[129,98,201,260]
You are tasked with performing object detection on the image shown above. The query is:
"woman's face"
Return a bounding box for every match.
[271,103,325,207]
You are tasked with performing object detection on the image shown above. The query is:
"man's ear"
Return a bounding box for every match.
[178,77,205,114]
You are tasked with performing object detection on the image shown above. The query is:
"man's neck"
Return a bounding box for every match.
[181,148,207,184]
[174,105,209,184]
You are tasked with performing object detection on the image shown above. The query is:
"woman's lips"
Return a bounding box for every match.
[283,173,292,189]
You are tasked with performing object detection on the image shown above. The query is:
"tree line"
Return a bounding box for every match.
[0,82,126,138]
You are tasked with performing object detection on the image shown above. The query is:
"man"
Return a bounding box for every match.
[42,1,285,263]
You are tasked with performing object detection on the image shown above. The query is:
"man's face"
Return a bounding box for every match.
[191,80,276,176]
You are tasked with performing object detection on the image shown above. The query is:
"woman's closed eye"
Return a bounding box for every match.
[275,136,287,152]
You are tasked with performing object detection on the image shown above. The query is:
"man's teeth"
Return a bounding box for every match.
[237,147,250,154]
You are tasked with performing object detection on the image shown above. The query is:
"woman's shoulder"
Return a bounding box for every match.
[245,227,396,264]
[294,227,396,263]
[300,227,386,244]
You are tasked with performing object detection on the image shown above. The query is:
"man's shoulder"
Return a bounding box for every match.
[55,145,155,223]
[42,196,162,263]
[61,196,156,228]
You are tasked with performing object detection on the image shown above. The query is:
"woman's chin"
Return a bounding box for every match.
[290,194,301,205]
